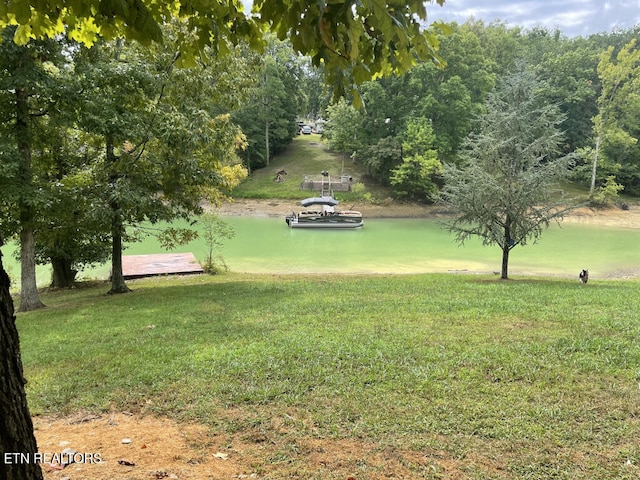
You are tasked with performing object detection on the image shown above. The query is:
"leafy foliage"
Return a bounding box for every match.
[440,68,576,279]
[66,36,249,292]
[232,36,303,170]
[390,118,443,201]
[199,212,235,274]
[590,175,625,207]
[590,39,640,194]
[0,0,447,100]
[324,98,363,156]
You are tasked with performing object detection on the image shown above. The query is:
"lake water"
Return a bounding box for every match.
[197,217,640,278]
[3,217,639,288]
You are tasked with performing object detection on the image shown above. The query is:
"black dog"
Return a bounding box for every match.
[579,269,589,284]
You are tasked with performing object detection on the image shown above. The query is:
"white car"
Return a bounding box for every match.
[301,125,312,134]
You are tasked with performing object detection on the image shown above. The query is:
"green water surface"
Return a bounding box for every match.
[2,217,639,289]
[218,217,639,278]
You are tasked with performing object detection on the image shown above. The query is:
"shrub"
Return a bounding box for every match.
[590,175,624,207]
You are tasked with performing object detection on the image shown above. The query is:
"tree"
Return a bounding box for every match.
[589,39,640,195]
[0,27,64,311]
[0,239,43,480]
[0,0,446,100]
[69,39,163,293]
[390,118,443,201]
[70,37,248,294]
[200,212,235,274]
[31,125,112,288]
[439,68,575,279]
[324,98,364,173]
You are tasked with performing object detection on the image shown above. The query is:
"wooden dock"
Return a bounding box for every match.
[122,253,203,279]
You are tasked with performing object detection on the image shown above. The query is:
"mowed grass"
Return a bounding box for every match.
[17,273,640,479]
[232,135,386,200]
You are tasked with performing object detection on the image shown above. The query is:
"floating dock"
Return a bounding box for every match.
[121,253,203,279]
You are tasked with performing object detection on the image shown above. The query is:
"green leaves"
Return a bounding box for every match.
[1,0,446,98]
[590,38,640,194]
[440,67,576,278]
[10,0,31,24]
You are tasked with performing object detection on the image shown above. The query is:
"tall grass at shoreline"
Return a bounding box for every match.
[18,273,640,479]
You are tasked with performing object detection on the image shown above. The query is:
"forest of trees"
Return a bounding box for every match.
[321,22,640,204]
[0,23,254,310]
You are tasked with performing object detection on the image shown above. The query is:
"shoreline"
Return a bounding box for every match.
[216,198,640,228]
[215,198,443,219]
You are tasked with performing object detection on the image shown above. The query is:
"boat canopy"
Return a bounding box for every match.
[300,196,339,207]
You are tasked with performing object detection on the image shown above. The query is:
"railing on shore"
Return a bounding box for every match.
[300,174,354,192]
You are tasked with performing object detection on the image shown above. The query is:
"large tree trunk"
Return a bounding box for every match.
[16,87,44,312]
[50,257,78,289]
[106,137,130,295]
[18,227,44,312]
[0,244,44,480]
[109,208,130,294]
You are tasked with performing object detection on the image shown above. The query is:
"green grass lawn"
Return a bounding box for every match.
[232,134,391,201]
[18,273,640,479]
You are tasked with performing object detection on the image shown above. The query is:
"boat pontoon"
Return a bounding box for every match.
[285,196,363,228]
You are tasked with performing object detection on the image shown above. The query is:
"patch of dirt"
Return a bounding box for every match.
[34,412,473,479]
[216,199,640,227]
[35,413,243,480]
[215,198,451,219]
[561,204,640,229]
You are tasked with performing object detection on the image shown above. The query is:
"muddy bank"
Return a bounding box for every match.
[215,198,442,218]
[216,198,640,228]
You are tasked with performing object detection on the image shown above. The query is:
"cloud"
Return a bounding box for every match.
[240,1,639,37]
[427,0,640,36]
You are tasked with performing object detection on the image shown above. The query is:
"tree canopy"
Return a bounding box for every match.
[589,39,640,195]
[0,0,447,100]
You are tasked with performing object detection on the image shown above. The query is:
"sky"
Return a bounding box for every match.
[425,0,640,37]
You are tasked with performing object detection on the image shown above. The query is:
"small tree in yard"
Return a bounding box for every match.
[440,68,576,279]
[201,213,235,274]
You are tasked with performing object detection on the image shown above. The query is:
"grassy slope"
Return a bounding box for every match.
[233,134,390,201]
[18,273,640,479]
[234,135,603,204]
[12,133,640,478]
